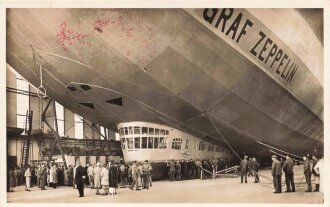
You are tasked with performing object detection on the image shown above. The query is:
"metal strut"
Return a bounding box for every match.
[75,115,109,154]
[41,98,67,169]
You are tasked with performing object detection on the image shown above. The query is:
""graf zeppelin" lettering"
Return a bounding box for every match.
[203,8,298,84]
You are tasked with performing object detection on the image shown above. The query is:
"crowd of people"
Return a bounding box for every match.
[7,159,155,197]
[239,153,324,194]
[7,153,324,197]
[239,156,260,184]
[165,157,233,181]
[8,162,67,192]
[271,153,324,193]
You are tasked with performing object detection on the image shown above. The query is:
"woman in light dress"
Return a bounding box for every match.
[100,163,109,195]
[93,162,102,195]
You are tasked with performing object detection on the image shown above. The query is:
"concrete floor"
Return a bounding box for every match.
[7,166,323,203]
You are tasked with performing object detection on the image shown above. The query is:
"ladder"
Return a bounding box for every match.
[21,110,33,168]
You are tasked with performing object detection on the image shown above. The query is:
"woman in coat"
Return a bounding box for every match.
[93,162,102,195]
[40,164,47,190]
[50,165,58,188]
[100,164,109,195]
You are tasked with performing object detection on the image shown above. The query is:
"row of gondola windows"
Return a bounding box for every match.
[119,126,169,136]
[121,135,224,152]
[121,137,168,149]
[199,141,221,152]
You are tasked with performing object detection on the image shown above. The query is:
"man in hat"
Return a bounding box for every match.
[282,154,295,192]
[271,155,282,193]
[142,160,152,189]
[303,155,312,192]
[129,161,140,190]
[109,161,119,194]
[75,160,87,197]
[252,157,260,183]
[240,155,249,183]
[167,160,176,181]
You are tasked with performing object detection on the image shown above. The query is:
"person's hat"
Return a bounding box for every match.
[244,155,248,158]
[96,162,101,166]
[272,155,277,158]
[145,160,148,162]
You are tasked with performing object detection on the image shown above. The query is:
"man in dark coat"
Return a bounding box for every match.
[75,161,87,197]
[303,155,312,192]
[282,154,295,192]
[252,157,260,183]
[240,155,249,183]
[67,165,73,187]
[271,155,282,193]
[182,160,189,180]
[109,161,119,190]
[40,164,47,190]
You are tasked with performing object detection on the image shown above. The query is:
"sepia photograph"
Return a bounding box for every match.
[1,1,328,206]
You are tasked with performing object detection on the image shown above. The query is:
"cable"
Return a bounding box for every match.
[205,113,242,160]
[269,149,303,164]
[256,140,303,159]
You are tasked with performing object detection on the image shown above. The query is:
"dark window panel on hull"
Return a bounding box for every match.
[155,128,160,135]
[105,97,123,106]
[80,84,92,91]
[79,102,94,110]
[124,127,128,135]
[67,86,77,91]
[149,128,154,135]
